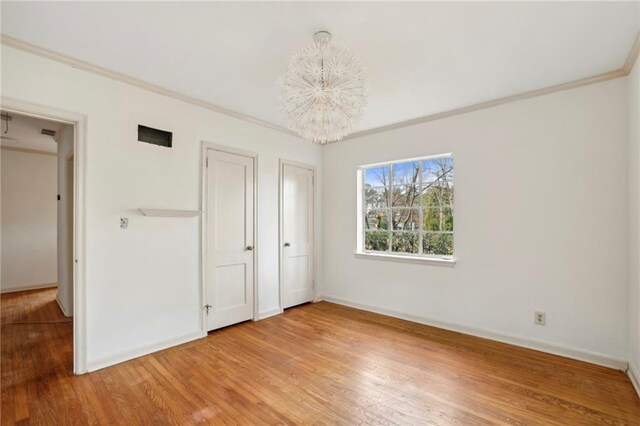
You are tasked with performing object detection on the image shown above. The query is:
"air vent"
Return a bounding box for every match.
[41,129,56,137]
[138,125,172,148]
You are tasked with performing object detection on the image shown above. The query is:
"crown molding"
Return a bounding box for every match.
[346,31,640,141]
[623,32,640,75]
[344,70,624,140]
[0,35,298,139]
[2,31,639,145]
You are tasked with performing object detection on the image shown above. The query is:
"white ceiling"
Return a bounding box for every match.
[0,112,64,153]
[2,2,639,133]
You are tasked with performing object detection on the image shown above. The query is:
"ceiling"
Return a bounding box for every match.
[1,2,639,134]
[0,112,64,153]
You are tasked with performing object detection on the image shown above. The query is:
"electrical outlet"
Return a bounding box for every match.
[120,217,129,229]
[534,311,546,326]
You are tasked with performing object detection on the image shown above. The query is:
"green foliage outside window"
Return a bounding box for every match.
[392,232,419,254]
[365,231,389,251]
[363,156,454,257]
[423,233,453,256]
[423,207,453,232]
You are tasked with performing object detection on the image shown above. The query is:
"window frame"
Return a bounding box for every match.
[356,153,455,263]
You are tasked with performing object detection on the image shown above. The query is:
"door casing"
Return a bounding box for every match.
[200,141,258,335]
[278,159,317,312]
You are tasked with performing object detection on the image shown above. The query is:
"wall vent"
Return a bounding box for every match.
[41,129,56,137]
[138,125,172,148]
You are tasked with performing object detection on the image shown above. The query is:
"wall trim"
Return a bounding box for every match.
[3,32,638,144]
[0,35,297,139]
[319,295,628,371]
[345,32,640,141]
[0,145,57,156]
[86,330,203,372]
[259,307,283,320]
[56,295,72,317]
[345,70,624,140]
[622,32,640,74]
[629,362,640,399]
[0,282,57,294]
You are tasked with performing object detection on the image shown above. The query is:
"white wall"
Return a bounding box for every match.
[1,149,58,292]
[1,45,322,369]
[322,78,629,364]
[57,125,73,316]
[628,58,640,379]
[3,40,633,372]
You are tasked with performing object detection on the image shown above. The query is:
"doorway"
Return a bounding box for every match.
[202,144,257,331]
[0,99,85,374]
[279,160,315,310]
[0,110,76,373]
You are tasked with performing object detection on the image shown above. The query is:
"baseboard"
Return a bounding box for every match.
[86,330,203,372]
[629,362,640,398]
[1,282,57,294]
[259,307,283,320]
[319,295,628,371]
[55,295,73,317]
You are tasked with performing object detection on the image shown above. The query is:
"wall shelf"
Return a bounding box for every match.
[138,209,202,218]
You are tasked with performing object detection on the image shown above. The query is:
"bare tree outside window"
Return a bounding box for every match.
[362,155,453,257]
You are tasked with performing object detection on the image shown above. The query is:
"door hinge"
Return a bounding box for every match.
[204,304,212,315]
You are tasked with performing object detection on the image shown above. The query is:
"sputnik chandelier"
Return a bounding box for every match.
[279,31,367,144]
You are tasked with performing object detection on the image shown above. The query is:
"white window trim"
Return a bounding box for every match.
[356,153,455,266]
[354,251,456,266]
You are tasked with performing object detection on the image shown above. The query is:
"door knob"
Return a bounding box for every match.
[246,245,254,251]
[284,242,291,247]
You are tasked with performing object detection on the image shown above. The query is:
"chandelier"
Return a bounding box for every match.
[279,31,367,144]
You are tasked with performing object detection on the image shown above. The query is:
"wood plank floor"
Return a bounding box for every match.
[1,288,639,425]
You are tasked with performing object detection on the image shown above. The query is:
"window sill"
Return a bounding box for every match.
[354,251,456,266]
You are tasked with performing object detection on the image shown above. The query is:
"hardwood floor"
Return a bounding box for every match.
[1,288,639,425]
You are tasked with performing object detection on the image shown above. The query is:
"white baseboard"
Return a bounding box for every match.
[258,307,283,320]
[629,362,640,398]
[86,330,203,372]
[55,295,73,317]
[1,282,57,294]
[319,295,628,371]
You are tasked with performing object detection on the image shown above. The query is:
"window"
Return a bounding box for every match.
[359,154,454,260]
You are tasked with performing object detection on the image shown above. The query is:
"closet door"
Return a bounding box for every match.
[205,149,254,330]
[281,162,314,309]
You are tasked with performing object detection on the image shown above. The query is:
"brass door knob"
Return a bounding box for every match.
[246,245,254,251]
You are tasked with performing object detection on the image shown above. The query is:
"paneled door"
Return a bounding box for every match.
[206,148,255,331]
[281,162,314,309]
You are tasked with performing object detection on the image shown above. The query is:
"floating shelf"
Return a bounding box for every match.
[138,209,202,218]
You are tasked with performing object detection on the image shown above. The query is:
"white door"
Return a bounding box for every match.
[206,149,255,331]
[282,163,314,309]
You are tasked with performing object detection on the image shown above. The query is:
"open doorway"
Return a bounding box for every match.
[1,109,76,373]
